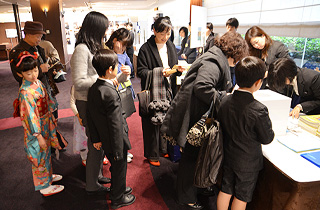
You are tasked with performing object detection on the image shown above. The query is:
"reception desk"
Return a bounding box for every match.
[248,132,320,210]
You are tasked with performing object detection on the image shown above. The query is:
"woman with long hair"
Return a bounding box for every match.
[71,11,111,195]
[245,26,289,66]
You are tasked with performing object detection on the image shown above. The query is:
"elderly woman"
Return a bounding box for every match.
[161,31,249,209]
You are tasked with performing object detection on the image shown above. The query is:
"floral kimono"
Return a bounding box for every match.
[19,79,60,190]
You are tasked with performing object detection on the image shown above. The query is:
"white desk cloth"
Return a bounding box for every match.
[262,127,320,182]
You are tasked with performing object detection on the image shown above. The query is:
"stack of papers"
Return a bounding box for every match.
[298,115,320,136]
[277,131,320,153]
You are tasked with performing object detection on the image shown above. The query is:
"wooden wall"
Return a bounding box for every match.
[0,22,25,48]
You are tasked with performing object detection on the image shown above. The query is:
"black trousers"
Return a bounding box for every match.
[105,149,128,201]
[141,116,167,160]
[176,142,201,204]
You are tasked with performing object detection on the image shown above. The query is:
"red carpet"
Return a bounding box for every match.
[0,108,74,131]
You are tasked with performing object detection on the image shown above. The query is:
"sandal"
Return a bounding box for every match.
[40,185,64,196]
[52,174,63,182]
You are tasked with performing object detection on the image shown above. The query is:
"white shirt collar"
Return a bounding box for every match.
[98,77,114,86]
[291,76,299,96]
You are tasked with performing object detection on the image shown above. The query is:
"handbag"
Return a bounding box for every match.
[193,92,224,188]
[194,119,223,188]
[119,86,136,118]
[137,71,152,117]
[186,92,219,147]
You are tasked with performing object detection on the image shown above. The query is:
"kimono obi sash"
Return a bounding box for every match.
[36,96,48,117]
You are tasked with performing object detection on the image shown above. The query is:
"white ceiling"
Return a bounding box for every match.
[0,0,166,13]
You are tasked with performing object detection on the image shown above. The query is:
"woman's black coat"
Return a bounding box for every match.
[137,35,180,96]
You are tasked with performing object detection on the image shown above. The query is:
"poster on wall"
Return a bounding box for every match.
[190,5,207,48]
[5,29,17,38]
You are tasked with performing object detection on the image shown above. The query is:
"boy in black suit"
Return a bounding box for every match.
[217,56,274,210]
[87,49,135,209]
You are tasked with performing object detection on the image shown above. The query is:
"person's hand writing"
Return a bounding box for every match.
[120,64,131,75]
[37,134,47,150]
[289,105,301,119]
[93,142,102,150]
[40,63,50,73]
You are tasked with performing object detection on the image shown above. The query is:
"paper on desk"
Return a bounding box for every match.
[277,131,320,153]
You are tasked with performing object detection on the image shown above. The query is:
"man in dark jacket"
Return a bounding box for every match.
[268,58,320,117]
[9,21,49,87]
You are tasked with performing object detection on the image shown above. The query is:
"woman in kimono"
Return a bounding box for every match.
[14,51,64,196]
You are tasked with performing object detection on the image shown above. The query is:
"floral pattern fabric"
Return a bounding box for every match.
[19,79,59,190]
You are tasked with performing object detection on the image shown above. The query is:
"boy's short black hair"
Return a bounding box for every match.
[267,58,298,91]
[226,17,239,28]
[235,56,266,88]
[92,49,118,77]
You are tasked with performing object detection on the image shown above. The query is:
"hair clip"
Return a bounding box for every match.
[16,51,38,67]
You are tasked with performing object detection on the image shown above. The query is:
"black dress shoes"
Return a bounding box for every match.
[124,187,132,195]
[86,185,110,195]
[98,177,111,184]
[111,194,136,209]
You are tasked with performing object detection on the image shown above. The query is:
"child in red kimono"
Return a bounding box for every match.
[14,51,64,196]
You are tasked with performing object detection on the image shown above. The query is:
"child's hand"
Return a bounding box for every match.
[37,134,47,150]
[120,64,131,75]
[93,142,102,150]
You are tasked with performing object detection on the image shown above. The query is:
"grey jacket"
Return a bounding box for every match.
[71,43,98,101]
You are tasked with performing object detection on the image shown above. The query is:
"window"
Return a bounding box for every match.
[271,36,320,72]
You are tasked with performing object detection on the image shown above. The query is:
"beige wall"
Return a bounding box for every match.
[0,22,25,48]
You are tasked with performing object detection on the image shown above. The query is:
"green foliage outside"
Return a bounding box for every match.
[271,36,320,62]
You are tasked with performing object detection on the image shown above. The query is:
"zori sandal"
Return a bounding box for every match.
[40,185,64,196]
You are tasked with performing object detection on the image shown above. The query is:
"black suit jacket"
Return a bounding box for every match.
[87,79,131,160]
[204,32,216,53]
[182,37,197,64]
[297,68,320,114]
[265,40,289,66]
[218,90,274,172]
